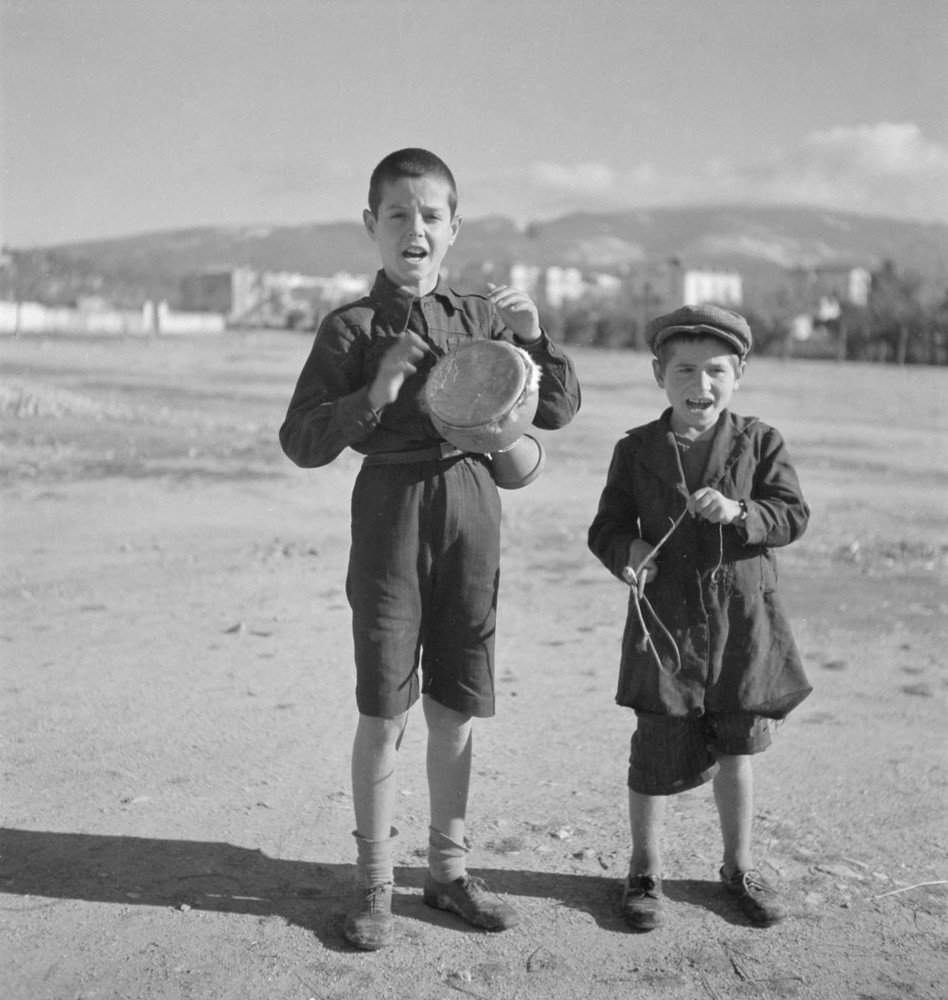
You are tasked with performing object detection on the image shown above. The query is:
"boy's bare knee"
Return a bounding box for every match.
[422,694,472,731]
[715,752,751,775]
[356,711,409,749]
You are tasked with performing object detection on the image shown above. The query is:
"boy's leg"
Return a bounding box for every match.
[629,789,666,876]
[714,750,786,926]
[422,694,517,930]
[622,789,667,931]
[352,711,409,843]
[423,694,471,863]
[344,710,408,950]
[713,753,753,875]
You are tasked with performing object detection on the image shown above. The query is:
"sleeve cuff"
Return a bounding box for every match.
[335,386,383,440]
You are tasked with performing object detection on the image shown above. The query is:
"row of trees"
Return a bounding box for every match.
[539,261,948,365]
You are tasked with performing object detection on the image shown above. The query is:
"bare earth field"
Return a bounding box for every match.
[1,334,946,1000]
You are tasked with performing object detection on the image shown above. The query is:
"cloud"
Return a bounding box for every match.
[477,124,948,224]
[530,161,616,192]
[747,123,948,221]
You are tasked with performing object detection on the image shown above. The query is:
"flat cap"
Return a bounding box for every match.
[646,304,752,358]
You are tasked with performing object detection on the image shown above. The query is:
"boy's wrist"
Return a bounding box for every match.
[513,325,542,345]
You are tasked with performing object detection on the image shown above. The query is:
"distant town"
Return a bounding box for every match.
[1,203,945,364]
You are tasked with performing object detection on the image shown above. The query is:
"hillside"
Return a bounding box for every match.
[8,206,948,309]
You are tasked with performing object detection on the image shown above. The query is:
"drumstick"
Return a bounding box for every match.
[407,331,441,358]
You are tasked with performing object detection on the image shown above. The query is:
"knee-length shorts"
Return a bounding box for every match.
[346,454,501,719]
[628,710,772,795]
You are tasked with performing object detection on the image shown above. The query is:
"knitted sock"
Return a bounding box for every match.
[353,826,398,888]
[428,826,469,884]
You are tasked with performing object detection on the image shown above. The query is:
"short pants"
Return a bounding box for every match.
[628,711,772,795]
[346,453,500,719]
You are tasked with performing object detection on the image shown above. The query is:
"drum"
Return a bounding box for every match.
[423,340,540,453]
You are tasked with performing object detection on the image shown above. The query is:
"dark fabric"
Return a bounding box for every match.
[588,408,812,719]
[280,270,580,720]
[627,711,772,795]
[347,454,500,719]
[279,270,581,469]
[675,432,714,492]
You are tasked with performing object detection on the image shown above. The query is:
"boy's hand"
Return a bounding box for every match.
[487,283,541,343]
[688,487,743,525]
[621,538,658,588]
[368,332,430,409]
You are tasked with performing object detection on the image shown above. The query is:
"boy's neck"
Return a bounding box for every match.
[669,413,720,441]
[381,267,438,298]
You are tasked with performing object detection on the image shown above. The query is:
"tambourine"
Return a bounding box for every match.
[423,339,545,489]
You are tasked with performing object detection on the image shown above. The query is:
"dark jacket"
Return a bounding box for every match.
[280,270,581,468]
[588,409,811,719]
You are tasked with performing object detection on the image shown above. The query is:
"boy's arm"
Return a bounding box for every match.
[279,314,381,468]
[740,427,810,547]
[588,442,641,580]
[485,284,581,430]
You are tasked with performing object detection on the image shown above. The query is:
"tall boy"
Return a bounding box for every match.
[587,304,810,931]
[280,148,580,949]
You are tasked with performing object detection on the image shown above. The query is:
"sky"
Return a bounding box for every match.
[1,0,947,247]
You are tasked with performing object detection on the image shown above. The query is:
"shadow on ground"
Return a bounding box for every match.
[0,828,761,950]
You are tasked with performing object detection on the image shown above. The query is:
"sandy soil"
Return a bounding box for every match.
[1,334,946,1000]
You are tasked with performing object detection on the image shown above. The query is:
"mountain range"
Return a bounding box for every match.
[16,205,948,310]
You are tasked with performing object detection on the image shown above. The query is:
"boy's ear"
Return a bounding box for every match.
[449,214,462,244]
[363,208,377,240]
[651,358,665,387]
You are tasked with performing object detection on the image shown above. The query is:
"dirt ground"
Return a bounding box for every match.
[1,334,946,1000]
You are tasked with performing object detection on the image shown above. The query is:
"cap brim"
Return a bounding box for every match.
[651,323,748,357]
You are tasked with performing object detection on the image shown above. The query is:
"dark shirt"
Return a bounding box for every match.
[280,270,581,468]
[674,431,714,493]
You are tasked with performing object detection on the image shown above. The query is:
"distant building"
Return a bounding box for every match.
[507,263,622,309]
[179,267,370,328]
[791,263,871,310]
[180,267,261,322]
[624,258,742,311]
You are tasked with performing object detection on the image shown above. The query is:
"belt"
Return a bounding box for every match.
[361,443,464,466]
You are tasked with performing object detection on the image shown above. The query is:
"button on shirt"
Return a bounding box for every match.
[280,270,582,468]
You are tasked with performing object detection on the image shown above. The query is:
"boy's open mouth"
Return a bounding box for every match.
[402,247,428,261]
[686,398,713,411]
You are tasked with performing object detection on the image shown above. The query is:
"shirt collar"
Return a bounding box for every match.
[369,269,463,314]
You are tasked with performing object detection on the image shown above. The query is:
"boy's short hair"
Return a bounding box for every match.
[647,304,752,369]
[367,148,458,218]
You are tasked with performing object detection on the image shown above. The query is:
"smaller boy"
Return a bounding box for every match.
[587,304,811,930]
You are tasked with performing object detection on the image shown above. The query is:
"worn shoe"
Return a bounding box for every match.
[342,881,394,950]
[423,873,518,930]
[720,867,786,926]
[620,873,666,931]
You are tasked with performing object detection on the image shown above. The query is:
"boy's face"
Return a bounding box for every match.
[363,175,460,296]
[652,337,744,435]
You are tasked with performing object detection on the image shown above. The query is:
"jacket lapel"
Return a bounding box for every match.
[630,409,690,500]
[702,410,756,489]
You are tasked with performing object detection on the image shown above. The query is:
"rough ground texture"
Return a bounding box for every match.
[1,335,946,1000]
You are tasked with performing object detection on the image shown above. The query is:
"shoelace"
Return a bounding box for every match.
[629,875,660,898]
[457,874,490,896]
[734,871,772,894]
[360,883,392,912]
